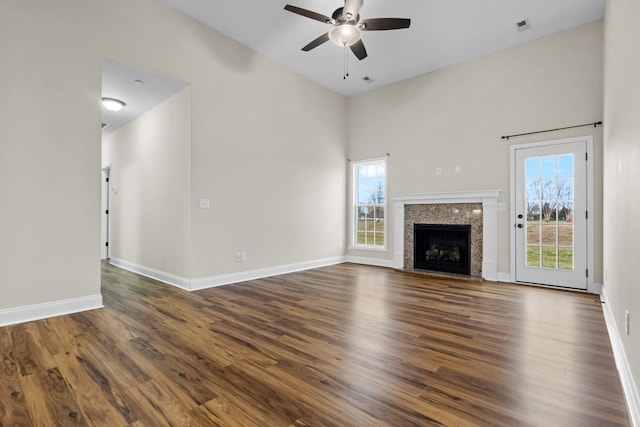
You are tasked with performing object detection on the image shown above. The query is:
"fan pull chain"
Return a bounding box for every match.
[343,46,350,80]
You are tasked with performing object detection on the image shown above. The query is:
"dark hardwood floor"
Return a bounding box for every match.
[0,262,630,426]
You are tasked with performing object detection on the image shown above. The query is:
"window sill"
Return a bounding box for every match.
[350,245,387,252]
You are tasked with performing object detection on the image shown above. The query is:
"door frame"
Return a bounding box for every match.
[101,165,111,260]
[509,135,595,292]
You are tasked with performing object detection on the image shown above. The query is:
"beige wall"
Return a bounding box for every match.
[603,0,640,406]
[0,1,102,309]
[102,88,191,278]
[347,21,604,280]
[0,0,346,312]
[188,41,347,278]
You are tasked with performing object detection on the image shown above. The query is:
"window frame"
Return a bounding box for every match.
[350,157,388,251]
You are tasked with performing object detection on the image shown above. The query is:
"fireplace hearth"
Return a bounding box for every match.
[414,224,471,275]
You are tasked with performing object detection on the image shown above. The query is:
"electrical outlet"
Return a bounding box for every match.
[625,310,630,335]
[235,252,242,262]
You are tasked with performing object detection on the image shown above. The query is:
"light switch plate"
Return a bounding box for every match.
[199,198,210,209]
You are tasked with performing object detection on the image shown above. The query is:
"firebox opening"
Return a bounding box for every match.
[414,224,471,275]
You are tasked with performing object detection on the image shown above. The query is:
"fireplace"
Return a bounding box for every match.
[414,224,471,275]
[391,190,500,280]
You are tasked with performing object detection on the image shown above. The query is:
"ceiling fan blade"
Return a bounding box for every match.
[360,18,411,31]
[350,39,367,60]
[284,5,332,24]
[343,0,364,20]
[302,33,330,51]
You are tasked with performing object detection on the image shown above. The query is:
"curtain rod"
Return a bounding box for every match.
[347,152,390,162]
[502,121,602,140]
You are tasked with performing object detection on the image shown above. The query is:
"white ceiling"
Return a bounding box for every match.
[159,0,604,97]
[101,58,188,135]
[101,0,604,134]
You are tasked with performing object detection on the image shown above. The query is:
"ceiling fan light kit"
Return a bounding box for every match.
[328,24,361,47]
[284,0,410,61]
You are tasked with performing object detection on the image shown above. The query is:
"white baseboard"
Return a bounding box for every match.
[109,258,191,291]
[190,256,347,291]
[344,255,397,269]
[0,294,103,327]
[110,256,348,292]
[601,288,640,427]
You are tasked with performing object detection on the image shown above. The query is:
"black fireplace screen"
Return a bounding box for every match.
[414,224,471,275]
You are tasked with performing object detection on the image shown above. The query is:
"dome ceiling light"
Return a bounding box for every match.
[101,97,126,112]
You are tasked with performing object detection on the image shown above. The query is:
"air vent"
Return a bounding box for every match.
[515,19,531,32]
[101,123,109,129]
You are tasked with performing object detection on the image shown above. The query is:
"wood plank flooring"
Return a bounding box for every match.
[0,262,630,426]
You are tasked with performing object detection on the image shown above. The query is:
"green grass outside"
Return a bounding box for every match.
[526,220,574,270]
[527,246,574,269]
[356,219,385,246]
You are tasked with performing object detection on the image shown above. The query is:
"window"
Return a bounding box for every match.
[352,158,386,249]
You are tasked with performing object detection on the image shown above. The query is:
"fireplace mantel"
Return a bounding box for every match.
[391,190,500,281]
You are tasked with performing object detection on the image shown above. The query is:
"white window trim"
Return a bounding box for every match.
[350,157,388,251]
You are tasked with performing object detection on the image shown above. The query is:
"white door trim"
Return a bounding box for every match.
[101,165,111,260]
[509,135,595,292]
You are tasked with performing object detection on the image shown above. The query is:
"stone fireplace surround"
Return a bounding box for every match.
[391,190,500,281]
[409,206,481,276]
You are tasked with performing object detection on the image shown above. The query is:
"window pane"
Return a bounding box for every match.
[527,179,541,200]
[357,207,368,220]
[557,155,573,177]
[357,231,366,244]
[541,156,557,178]
[558,247,574,270]
[363,219,372,231]
[527,201,540,221]
[353,159,386,248]
[558,224,573,246]
[558,178,573,201]
[526,158,540,179]
[527,246,540,267]
[527,222,541,244]
[366,231,375,244]
[541,224,557,245]
[541,246,557,268]
[541,179,557,199]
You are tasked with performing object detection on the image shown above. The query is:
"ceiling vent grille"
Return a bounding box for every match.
[515,19,531,32]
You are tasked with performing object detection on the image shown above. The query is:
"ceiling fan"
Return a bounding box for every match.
[284,0,411,61]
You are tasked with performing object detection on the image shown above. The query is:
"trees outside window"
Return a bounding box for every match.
[352,158,386,249]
